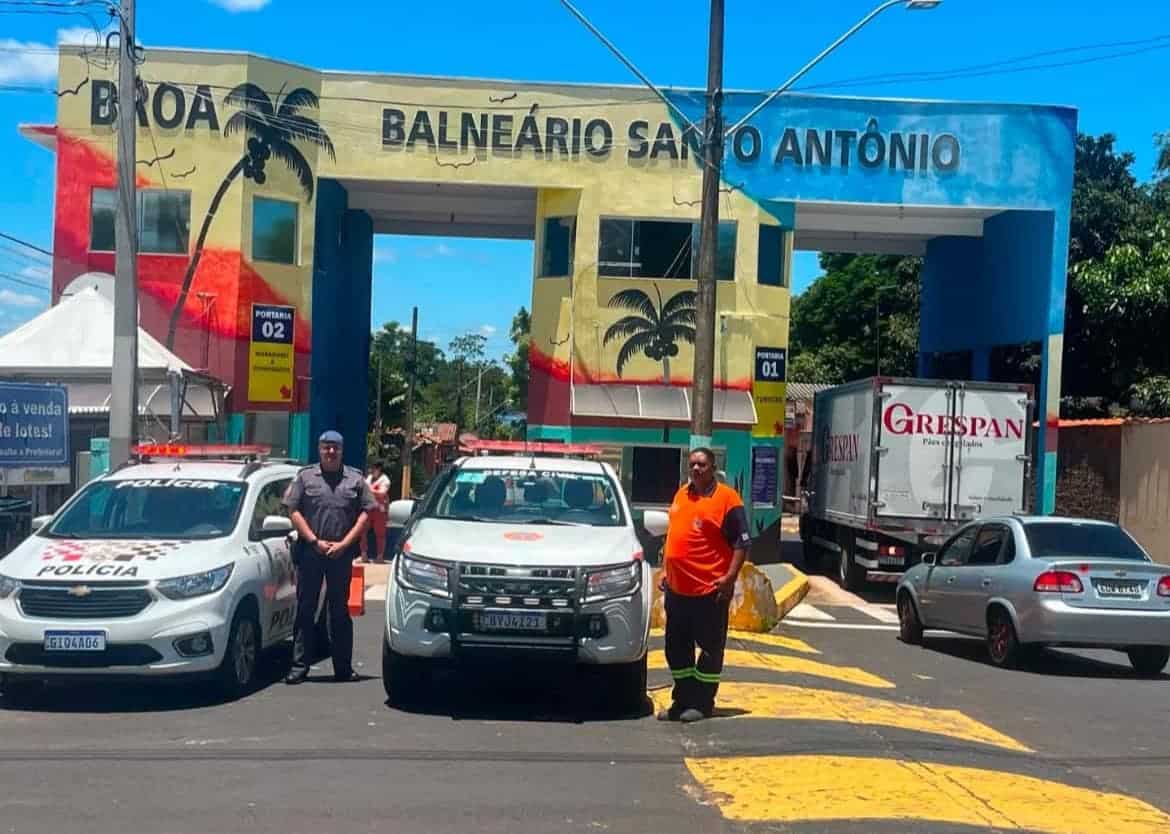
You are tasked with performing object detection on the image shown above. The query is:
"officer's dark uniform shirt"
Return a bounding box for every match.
[283,464,378,552]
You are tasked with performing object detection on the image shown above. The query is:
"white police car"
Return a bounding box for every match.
[382,453,669,714]
[0,444,300,701]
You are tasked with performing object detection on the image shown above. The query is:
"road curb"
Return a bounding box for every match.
[772,564,810,621]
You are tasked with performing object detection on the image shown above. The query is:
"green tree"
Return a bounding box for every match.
[507,307,531,411]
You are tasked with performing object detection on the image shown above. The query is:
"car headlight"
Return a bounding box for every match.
[397,554,450,598]
[0,574,19,600]
[583,562,641,603]
[157,564,234,601]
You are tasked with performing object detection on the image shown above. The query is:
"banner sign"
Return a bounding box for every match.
[750,446,779,507]
[752,346,787,438]
[248,304,295,403]
[0,382,69,468]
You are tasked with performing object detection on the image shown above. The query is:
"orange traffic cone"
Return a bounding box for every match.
[348,561,366,617]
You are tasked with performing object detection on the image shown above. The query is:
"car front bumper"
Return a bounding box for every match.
[1020,599,1170,648]
[386,571,650,666]
[0,593,233,679]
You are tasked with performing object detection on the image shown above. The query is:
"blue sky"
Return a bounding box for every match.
[2,0,1169,361]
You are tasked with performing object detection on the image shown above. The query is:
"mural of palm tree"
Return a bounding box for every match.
[603,285,696,384]
[165,83,336,350]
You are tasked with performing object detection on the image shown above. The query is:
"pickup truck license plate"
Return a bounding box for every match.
[1096,581,1142,598]
[477,612,547,632]
[44,631,106,652]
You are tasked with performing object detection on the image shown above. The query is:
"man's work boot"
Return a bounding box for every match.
[284,668,309,685]
[679,708,706,723]
[656,703,683,722]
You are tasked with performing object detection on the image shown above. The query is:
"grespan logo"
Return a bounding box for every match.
[882,402,1024,440]
[817,430,860,464]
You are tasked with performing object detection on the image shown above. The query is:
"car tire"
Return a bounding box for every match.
[382,637,425,707]
[609,655,649,717]
[1126,646,1170,677]
[217,606,260,700]
[986,608,1024,669]
[897,592,924,645]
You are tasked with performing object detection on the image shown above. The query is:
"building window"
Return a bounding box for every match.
[599,218,736,281]
[540,216,576,277]
[757,225,788,287]
[90,188,191,254]
[253,197,298,265]
[630,446,683,505]
[245,411,290,457]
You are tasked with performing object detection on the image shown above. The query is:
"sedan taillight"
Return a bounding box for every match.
[1157,576,1170,598]
[1034,570,1084,594]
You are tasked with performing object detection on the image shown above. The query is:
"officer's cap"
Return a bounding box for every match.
[318,430,344,445]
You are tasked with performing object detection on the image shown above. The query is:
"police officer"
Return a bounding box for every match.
[283,430,378,684]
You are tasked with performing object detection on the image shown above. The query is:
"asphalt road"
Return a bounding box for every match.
[3,540,1170,834]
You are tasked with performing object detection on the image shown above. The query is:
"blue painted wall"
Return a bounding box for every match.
[310,179,373,469]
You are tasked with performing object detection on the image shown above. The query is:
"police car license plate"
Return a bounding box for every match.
[477,612,546,632]
[43,631,106,652]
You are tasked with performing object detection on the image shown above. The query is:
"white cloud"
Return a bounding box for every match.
[0,40,58,85]
[57,26,115,48]
[0,289,43,308]
[208,0,273,11]
[19,265,50,284]
[478,324,497,338]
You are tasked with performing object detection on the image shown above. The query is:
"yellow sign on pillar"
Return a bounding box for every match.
[248,304,295,403]
[752,346,787,437]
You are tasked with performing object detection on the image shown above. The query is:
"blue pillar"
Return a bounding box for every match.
[310,180,347,463]
[971,348,991,382]
[340,209,374,469]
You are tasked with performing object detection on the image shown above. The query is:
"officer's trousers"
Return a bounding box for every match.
[292,549,354,676]
[663,588,731,715]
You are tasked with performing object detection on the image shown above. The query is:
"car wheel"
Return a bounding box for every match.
[1126,646,1170,677]
[609,655,648,717]
[897,592,924,645]
[986,608,1024,669]
[382,637,425,707]
[218,606,260,700]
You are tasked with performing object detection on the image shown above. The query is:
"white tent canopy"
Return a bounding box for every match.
[0,287,226,419]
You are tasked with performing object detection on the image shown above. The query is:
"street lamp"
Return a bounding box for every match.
[724,0,944,140]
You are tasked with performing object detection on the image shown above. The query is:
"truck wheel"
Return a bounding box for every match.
[837,536,865,592]
[382,637,425,707]
[1126,646,1170,677]
[608,655,648,717]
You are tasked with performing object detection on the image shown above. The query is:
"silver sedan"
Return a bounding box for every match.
[896,516,1170,676]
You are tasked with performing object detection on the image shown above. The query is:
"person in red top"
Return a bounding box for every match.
[657,447,751,723]
[360,460,391,563]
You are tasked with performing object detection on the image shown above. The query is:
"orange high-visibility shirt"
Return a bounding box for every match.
[663,482,750,596]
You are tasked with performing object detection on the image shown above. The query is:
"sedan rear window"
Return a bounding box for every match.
[1023,522,1149,562]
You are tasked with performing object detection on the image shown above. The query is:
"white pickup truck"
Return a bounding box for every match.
[381,454,668,713]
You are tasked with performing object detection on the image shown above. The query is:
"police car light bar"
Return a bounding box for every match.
[133,443,272,459]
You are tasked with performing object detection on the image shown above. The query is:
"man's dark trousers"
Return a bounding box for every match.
[291,547,354,677]
[664,587,731,715]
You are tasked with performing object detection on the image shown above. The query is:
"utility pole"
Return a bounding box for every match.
[109,0,138,466]
[401,307,417,499]
[690,0,725,450]
[473,364,483,431]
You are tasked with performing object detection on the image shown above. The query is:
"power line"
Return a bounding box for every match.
[0,270,51,293]
[0,231,53,258]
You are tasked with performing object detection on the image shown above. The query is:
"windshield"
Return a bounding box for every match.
[428,467,624,527]
[44,478,247,540]
[1024,522,1150,562]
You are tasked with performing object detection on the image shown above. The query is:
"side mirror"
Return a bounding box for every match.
[388,499,416,527]
[259,515,294,539]
[921,552,936,566]
[31,515,53,534]
[642,509,669,537]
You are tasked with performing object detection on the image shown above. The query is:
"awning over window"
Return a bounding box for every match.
[570,384,757,425]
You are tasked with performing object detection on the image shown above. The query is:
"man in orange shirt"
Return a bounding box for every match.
[657,447,751,723]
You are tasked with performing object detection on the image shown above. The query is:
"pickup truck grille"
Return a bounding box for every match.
[456,564,578,609]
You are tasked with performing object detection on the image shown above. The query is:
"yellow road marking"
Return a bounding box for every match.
[685,755,1170,833]
[648,649,894,689]
[650,682,1029,752]
[728,631,819,655]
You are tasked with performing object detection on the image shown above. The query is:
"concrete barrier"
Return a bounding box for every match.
[650,563,779,633]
